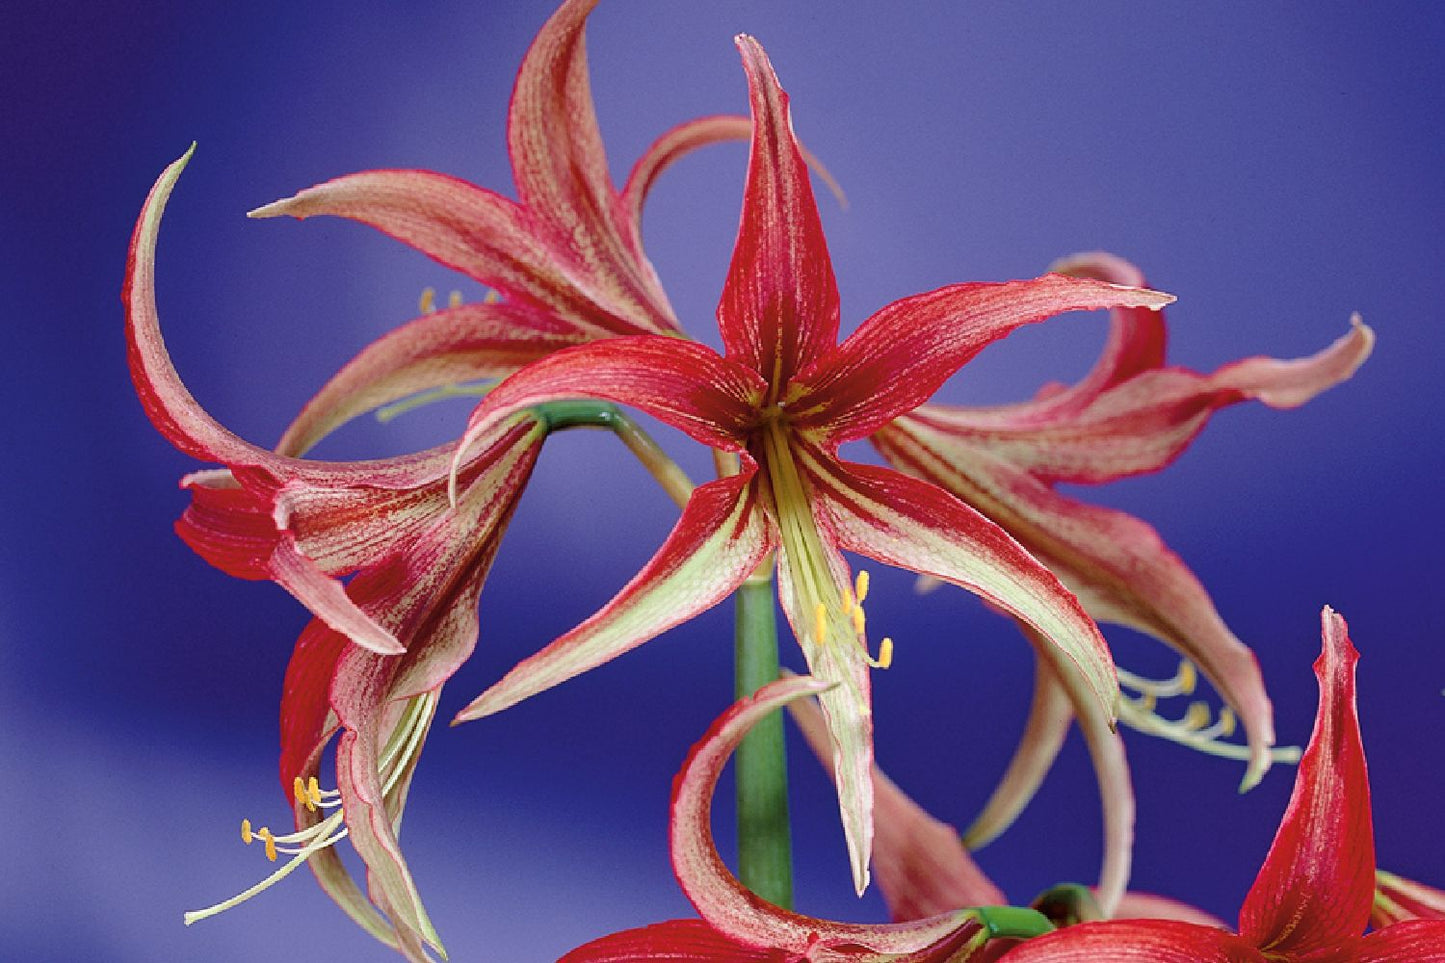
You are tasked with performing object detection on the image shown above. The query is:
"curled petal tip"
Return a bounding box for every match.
[246,196,297,219]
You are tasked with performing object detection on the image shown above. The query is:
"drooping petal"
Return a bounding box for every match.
[717,36,840,391]
[454,474,773,722]
[1357,920,1445,962]
[1373,871,1445,927]
[791,276,1174,444]
[995,920,1258,962]
[276,299,587,457]
[672,676,986,958]
[874,422,1276,790]
[800,454,1132,911]
[561,919,785,962]
[453,337,766,485]
[1237,607,1374,954]
[963,651,1077,852]
[785,687,1008,921]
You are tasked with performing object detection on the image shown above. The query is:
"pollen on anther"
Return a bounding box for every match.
[875,637,894,670]
[257,827,278,862]
[855,571,870,604]
[1178,660,1198,696]
[448,290,463,309]
[813,603,828,645]
[293,776,314,812]
[418,287,436,314]
[1217,707,1237,737]
[851,605,866,637]
[841,586,856,615]
[240,819,253,845]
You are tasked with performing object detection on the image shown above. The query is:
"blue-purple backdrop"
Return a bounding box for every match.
[5,2,1443,960]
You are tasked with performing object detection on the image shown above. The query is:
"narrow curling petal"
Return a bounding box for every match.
[997,920,1257,962]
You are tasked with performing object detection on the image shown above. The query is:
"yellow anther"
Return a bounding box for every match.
[813,602,828,645]
[418,287,436,314]
[1217,707,1237,738]
[293,776,313,812]
[855,571,870,604]
[1182,702,1211,730]
[1136,691,1157,714]
[483,290,501,304]
[307,776,322,806]
[448,290,462,308]
[873,637,894,670]
[1177,660,1198,696]
[240,819,253,845]
[257,827,278,862]
[841,586,856,615]
[851,604,866,637]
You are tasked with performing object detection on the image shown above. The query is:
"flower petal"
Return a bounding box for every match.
[785,687,1008,921]
[454,474,772,722]
[874,422,1277,790]
[560,919,783,962]
[1042,252,1166,406]
[800,455,1133,912]
[995,920,1257,962]
[1238,607,1374,954]
[1358,920,1445,962]
[1110,893,1230,930]
[508,0,679,336]
[277,299,587,457]
[1373,871,1445,927]
[792,276,1174,444]
[453,337,766,487]
[718,36,840,389]
[673,676,985,958]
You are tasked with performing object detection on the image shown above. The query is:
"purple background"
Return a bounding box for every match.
[5,1,1443,959]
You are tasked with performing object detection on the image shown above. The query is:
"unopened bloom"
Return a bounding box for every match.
[451,34,1172,895]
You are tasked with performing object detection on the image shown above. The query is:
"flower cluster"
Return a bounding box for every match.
[125,0,1438,960]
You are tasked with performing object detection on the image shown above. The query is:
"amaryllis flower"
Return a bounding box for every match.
[995,608,1445,963]
[561,675,1056,963]
[873,251,1372,826]
[450,34,1172,894]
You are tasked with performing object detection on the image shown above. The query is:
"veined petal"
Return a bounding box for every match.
[1373,871,1445,927]
[673,677,985,958]
[1206,314,1374,410]
[718,36,840,391]
[963,651,1076,852]
[453,337,765,486]
[1238,608,1373,954]
[1357,920,1445,962]
[791,275,1174,444]
[277,300,587,457]
[785,687,1008,921]
[508,0,680,336]
[561,919,784,962]
[874,422,1277,790]
[454,474,772,722]
[995,920,1257,962]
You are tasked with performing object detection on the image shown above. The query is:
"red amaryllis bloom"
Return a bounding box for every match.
[450,34,1172,894]
[562,675,1056,963]
[996,609,1445,963]
[874,251,1372,820]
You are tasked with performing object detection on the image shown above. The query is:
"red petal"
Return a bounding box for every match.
[717,37,840,392]
[1357,920,1445,962]
[1238,608,1374,953]
[1373,871,1445,927]
[454,474,772,721]
[995,920,1258,962]
[792,275,1174,443]
[560,919,786,962]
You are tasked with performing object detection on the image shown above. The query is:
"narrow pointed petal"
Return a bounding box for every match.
[673,677,984,957]
[277,300,587,457]
[1208,314,1374,409]
[718,36,840,389]
[792,276,1174,443]
[1373,871,1445,927]
[874,423,1276,790]
[1238,607,1373,954]
[964,652,1075,852]
[1043,252,1166,404]
[801,456,1133,912]
[786,688,1008,921]
[561,919,782,962]
[996,920,1257,962]
[454,337,765,483]
[508,0,679,335]
[269,539,405,655]
[454,474,772,721]
[1358,920,1445,962]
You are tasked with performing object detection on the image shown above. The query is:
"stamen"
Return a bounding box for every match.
[869,637,894,670]
[841,586,856,614]
[239,819,252,845]
[483,289,500,304]
[418,287,436,314]
[1180,702,1211,731]
[813,603,829,645]
[256,827,277,862]
[851,605,866,637]
[448,290,462,309]
[855,571,870,604]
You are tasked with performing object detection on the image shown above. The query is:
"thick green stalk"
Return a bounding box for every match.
[733,567,793,909]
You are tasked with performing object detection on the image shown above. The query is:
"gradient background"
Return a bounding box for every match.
[4,2,1443,960]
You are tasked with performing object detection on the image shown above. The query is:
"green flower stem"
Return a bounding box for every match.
[537,400,693,509]
[734,562,793,909]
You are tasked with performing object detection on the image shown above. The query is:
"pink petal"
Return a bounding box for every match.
[560,919,786,962]
[1373,871,1445,927]
[995,920,1258,962]
[453,337,766,487]
[277,299,587,457]
[963,652,1076,852]
[1111,893,1230,930]
[672,677,985,958]
[800,456,1132,912]
[785,687,1008,921]
[507,0,680,336]
[1357,920,1445,962]
[874,422,1277,790]
[453,474,772,722]
[1238,608,1374,953]
[791,276,1174,444]
[717,37,841,392]
[1208,314,1374,409]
